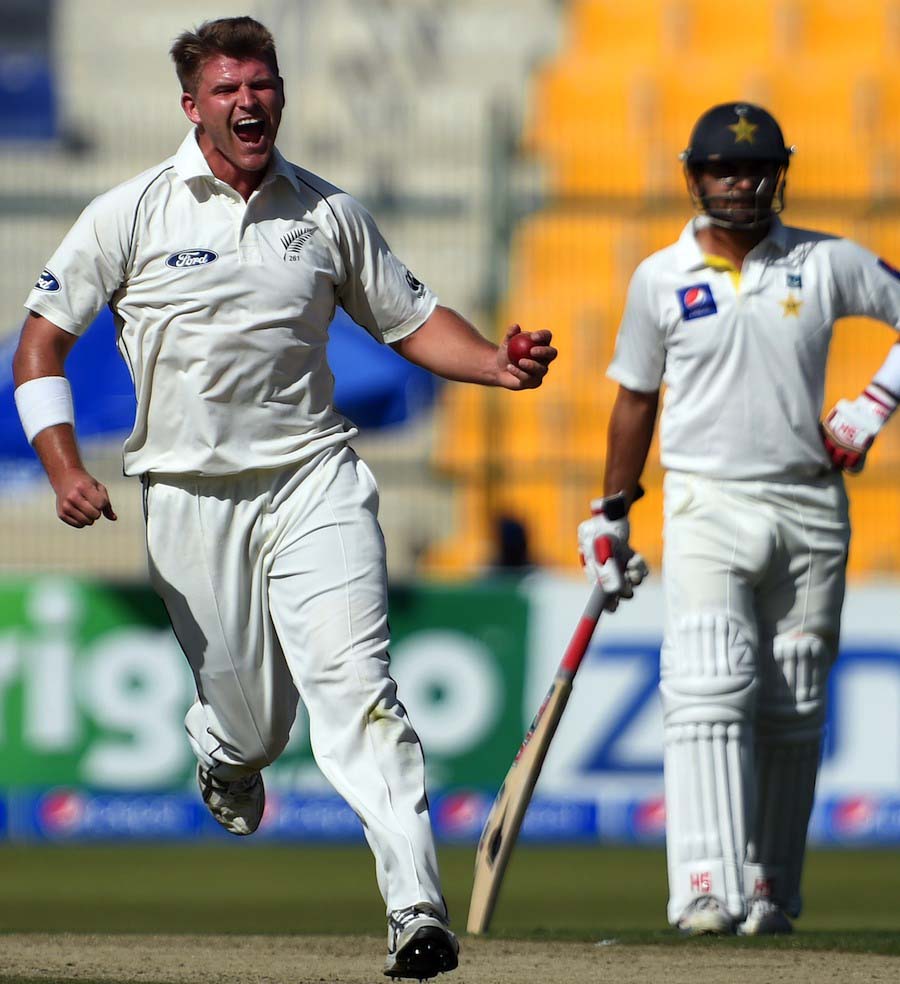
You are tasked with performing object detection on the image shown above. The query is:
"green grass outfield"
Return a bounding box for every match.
[0,843,897,955]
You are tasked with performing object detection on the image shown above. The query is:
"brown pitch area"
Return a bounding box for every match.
[0,934,897,984]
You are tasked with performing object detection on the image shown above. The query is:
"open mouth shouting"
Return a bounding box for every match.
[233,116,267,147]
[183,54,285,187]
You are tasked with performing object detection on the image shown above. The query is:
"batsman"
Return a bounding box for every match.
[578,102,900,935]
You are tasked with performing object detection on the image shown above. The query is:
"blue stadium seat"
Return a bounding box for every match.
[0,48,57,141]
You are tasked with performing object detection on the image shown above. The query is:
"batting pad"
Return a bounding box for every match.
[745,632,832,918]
[660,612,757,924]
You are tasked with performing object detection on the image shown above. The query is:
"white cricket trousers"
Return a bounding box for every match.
[144,445,444,915]
[660,469,849,924]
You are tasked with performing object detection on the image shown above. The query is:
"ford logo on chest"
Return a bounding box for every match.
[166,249,219,269]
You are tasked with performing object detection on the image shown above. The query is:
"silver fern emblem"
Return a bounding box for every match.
[281,227,316,258]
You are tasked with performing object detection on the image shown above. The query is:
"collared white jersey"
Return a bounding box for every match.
[608,217,900,480]
[25,131,437,476]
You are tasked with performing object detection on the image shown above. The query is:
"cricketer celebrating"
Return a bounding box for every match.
[578,102,900,936]
[12,17,556,980]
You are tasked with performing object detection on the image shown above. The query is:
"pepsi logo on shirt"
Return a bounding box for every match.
[677,283,718,321]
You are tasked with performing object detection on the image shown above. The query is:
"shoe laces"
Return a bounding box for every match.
[748,897,778,916]
[201,769,259,796]
[227,774,260,794]
[691,896,721,912]
[680,895,731,922]
[389,903,443,935]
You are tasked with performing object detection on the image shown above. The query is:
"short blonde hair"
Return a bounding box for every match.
[170,17,279,94]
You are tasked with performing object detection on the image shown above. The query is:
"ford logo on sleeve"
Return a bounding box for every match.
[677,283,718,321]
[165,248,219,269]
[35,268,61,291]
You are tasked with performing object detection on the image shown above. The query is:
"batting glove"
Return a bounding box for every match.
[821,384,898,474]
[577,492,648,612]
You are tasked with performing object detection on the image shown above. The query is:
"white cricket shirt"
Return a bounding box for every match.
[608,217,900,479]
[25,130,437,476]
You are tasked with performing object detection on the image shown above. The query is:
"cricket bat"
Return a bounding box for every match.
[466,581,608,934]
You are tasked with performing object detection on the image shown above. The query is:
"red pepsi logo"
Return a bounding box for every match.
[634,795,666,835]
[684,286,709,307]
[832,796,876,836]
[38,789,85,833]
[627,794,666,841]
[434,792,487,837]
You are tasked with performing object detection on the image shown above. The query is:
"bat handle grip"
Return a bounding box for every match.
[559,584,606,676]
[584,582,607,620]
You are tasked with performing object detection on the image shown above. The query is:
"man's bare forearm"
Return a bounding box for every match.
[603,385,659,504]
[13,313,83,478]
[12,312,116,526]
[12,312,76,383]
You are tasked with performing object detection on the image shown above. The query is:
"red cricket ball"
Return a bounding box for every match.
[507,333,535,366]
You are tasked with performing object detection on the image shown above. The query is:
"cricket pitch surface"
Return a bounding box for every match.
[0,934,896,984]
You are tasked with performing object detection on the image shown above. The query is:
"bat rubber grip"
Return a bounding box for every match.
[559,584,605,675]
[560,616,598,674]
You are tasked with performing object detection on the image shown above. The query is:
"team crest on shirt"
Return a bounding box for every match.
[165,249,218,269]
[787,272,802,289]
[878,257,900,281]
[281,226,316,260]
[677,283,717,320]
[35,268,61,291]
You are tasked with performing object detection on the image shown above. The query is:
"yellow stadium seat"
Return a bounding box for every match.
[782,0,900,60]
[568,0,783,60]
[860,224,900,267]
[428,212,683,574]
[568,0,900,61]
[527,57,798,196]
[524,62,657,194]
[422,484,493,576]
[757,63,893,196]
[657,0,783,59]
[428,1,900,577]
[567,0,672,60]
[846,481,900,577]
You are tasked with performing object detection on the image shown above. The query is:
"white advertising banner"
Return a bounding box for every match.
[520,572,900,843]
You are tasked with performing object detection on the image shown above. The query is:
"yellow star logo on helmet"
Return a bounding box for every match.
[729,116,758,144]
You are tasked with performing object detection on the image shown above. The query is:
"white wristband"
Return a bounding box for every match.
[14,376,75,444]
[872,343,900,402]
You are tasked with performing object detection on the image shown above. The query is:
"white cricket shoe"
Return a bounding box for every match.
[677,895,735,936]
[384,903,459,980]
[197,764,265,836]
[737,897,793,936]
